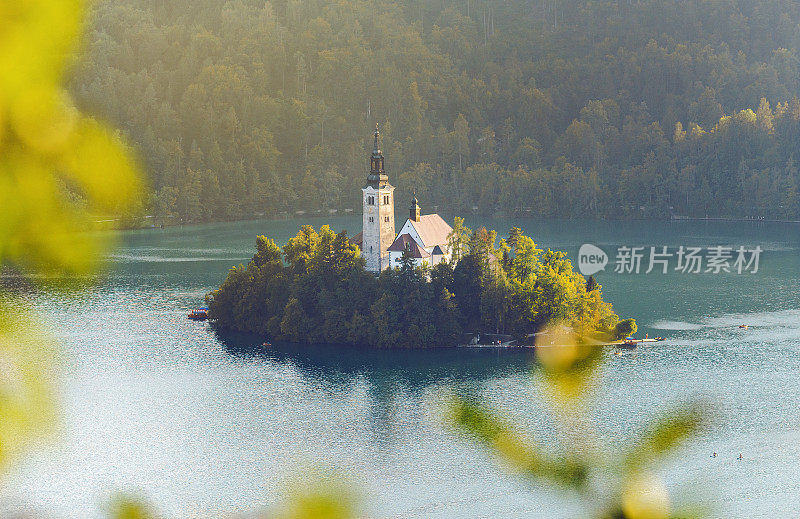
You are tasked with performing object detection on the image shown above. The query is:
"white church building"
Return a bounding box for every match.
[352,125,453,271]
[387,196,452,268]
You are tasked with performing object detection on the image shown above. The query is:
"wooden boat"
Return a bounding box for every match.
[188,308,209,321]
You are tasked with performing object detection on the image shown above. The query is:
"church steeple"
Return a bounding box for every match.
[367,123,388,188]
[410,193,421,222]
[361,124,395,272]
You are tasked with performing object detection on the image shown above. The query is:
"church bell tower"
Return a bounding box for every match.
[362,124,395,271]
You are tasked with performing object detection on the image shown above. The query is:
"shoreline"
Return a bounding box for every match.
[109,212,800,232]
[671,215,800,224]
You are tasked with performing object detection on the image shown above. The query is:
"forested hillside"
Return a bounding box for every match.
[71,0,800,221]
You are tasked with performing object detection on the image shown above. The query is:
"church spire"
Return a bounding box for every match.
[361,124,395,272]
[410,192,421,222]
[367,123,388,188]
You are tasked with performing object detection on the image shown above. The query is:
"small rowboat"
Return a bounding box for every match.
[188,308,209,321]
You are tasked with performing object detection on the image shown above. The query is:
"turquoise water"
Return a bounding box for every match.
[3,217,800,518]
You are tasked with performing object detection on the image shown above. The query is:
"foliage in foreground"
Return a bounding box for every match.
[1,0,143,279]
[0,2,349,513]
[0,0,142,473]
[207,222,627,347]
[447,323,708,519]
[107,473,359,519]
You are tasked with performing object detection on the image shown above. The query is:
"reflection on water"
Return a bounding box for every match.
[217,330,535,390]
[2,216,800,519]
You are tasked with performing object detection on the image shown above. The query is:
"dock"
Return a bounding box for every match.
[458,337,666,348]
[607,338,664,346]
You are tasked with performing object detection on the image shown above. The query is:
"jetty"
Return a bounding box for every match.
[458,333,665,348]
[460,333,516,347]
[611,337,665,346]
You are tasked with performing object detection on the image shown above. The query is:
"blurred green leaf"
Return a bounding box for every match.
[624,405,706,471]
[447,397,588,488]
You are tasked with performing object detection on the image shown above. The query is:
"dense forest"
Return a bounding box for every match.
[206,222,633,347]
[71,0,800,221]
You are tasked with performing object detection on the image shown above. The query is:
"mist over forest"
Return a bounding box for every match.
[71,0,800,222]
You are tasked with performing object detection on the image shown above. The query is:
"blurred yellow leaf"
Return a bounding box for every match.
[0,146,111,277]
[0,0,143,485]
[279,470,358,519]
[0,0,143,278]
[450,318,707,518]
[535,323,604,405]
[59,117,143,212]
[621,472,671,519]
[0,304,57,471]
[10,86,77,153]
[0,0,86,97]
[108,494,155,519]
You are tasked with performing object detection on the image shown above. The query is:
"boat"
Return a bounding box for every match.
[188,307,209,321]
[738,324,749,329]
[619,336,638,348]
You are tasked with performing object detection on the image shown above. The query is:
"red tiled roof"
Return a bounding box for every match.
[350,231,363,246]
[409,214,452,248]
[387,233,430,258]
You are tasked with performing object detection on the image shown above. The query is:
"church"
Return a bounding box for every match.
[352,125,453,272]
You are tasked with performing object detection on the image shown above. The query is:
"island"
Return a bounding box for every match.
[206,127,635,348]
[206,221,636,348]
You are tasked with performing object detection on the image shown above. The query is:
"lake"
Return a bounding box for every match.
[3,216,800,518]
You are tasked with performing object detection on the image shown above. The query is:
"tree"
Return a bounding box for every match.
[399,243,416,276]
[613,318,638,339]
[453,113,470,172]
[447,216,471,263]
